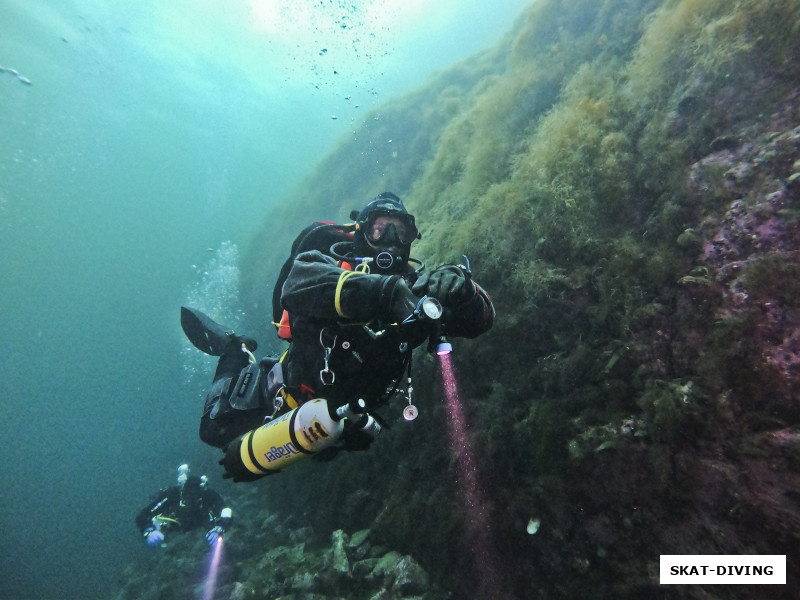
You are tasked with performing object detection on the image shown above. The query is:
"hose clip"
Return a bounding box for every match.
[319,329,337,386]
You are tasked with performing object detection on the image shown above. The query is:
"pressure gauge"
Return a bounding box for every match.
[419,296,443,320]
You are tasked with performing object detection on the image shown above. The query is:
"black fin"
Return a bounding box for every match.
[180,306,234,356]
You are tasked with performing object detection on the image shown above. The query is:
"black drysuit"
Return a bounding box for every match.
[135,478,225,536]
[280,250,495,408]
[199,249,494,448]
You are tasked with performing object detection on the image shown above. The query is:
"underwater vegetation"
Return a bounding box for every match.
[121,0,800,598]
[115,489,449,600]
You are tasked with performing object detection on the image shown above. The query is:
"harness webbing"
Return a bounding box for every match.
[334,270,361,318]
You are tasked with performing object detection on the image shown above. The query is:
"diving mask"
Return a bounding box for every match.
[363,212,419,245]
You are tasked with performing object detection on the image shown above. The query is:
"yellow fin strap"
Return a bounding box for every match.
[335,270,360,318]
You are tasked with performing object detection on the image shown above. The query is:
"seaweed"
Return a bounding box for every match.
[135,2,800,599]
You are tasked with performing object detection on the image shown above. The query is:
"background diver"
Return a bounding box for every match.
[136,464,232,547]
[182,192,495,480]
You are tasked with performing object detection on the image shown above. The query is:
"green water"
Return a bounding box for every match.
[0,1,530,598]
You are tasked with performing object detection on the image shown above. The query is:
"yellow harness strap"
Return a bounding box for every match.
[277,387,298,409]
[155,515,179,524]
[276,350,298,409]
[335,270,360,318]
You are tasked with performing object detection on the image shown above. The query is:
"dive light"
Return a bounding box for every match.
[434,335,452,355]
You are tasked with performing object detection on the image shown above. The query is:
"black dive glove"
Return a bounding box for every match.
[206,508,231,545]
[383,276,420,323]
[412,265,475,308]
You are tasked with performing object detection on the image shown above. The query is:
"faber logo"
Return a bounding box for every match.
[660,555,785,584]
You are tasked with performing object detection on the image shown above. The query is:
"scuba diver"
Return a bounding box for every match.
[136,464,232,547]
[182,192,494,481]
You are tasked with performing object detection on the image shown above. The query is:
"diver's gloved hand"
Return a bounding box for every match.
[341,424,375,452]
[143,527,164,547]
[385,277,420,323]
[205,526,224,545]
[215,507,233,533]
[412,265,475,308]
